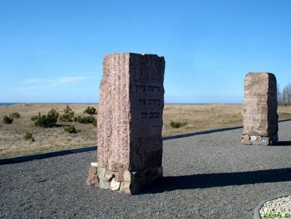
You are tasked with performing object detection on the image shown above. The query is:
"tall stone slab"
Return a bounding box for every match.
[242,72,278,146]
[87,53,165,194]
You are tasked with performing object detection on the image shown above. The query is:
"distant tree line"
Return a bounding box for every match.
[278,83,291,106]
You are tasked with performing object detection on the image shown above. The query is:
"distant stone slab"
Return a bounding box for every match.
[87,53,165,194]
[242,72,278,145]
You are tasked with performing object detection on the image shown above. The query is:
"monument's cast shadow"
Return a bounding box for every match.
[276,141,291,146]
[162,126,243,141]
[141,167,291,194]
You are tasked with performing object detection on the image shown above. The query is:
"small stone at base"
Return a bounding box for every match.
[99,180,110,189]
[91,162,98,167]
[110,178,120,191]
[88,166,97,175]
[260,140,269,146]
[97,168,106,179]
[123,171,131,182]
[86,175,98,186]
[120,181,131,194]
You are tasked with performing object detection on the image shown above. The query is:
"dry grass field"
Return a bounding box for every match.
[1,104,291,159]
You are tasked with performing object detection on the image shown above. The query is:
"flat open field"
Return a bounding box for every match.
[1,104,291,158]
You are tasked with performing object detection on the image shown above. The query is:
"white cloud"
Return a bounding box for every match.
[49,76,85,87]
[21,79,42,84]
[19,76,86,90]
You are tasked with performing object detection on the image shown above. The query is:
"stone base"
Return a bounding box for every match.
[242,134,278,146]
[86,162,163,194]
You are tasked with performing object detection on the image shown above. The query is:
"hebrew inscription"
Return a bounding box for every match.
[131,84,163,128]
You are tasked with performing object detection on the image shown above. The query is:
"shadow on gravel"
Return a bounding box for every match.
[162,119,291,141]
[142,168,291,194]
[276,141,291,146]
[0,146,97,165]
[163,126,243,141]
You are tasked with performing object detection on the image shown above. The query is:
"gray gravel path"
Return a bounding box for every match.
[1,121,291,219]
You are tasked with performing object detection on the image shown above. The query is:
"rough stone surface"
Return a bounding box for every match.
[242,72,278,145]
[90,53,165,194]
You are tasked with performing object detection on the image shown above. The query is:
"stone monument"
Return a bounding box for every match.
[242,72,278,146]
[87,53,165,194]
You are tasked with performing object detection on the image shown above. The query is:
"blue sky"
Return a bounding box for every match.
[0,0,290,103]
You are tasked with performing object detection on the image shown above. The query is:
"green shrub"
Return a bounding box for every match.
[10,112,21,118]
[75,115,96,124]
[31,115,38,121]
[34,108,59,128]
[93,118,97,127]
[64,125,77,133]
[3,115,13,124]
[24,132,35,142]
[84,106,97,115]
[170,121,187,128]
[59,105,75,122]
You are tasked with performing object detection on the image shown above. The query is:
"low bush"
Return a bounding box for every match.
[75,115,97,125]
[24,132,35,142]
[3,115,13,124]
[64,125,77,133]
[59,105,75,122]
[93,118,97,127]
[10,112,21,118]
[170,121,187,128]
[31,115,38,121]
[34,108,59,128]
[84,106,97,115]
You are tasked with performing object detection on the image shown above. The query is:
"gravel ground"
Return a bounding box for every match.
[1,121,291,219]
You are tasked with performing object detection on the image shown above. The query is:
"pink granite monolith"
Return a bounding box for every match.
[87,53,165,194]
[242,72,278,145]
